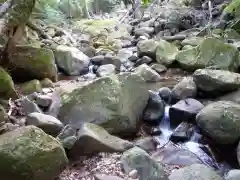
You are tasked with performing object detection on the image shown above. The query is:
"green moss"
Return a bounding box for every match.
[224,0,240,17]
[20,79,42,95]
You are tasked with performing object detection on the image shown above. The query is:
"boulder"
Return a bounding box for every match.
[134,137,157,152]
[196,101,240,144]
[143,91,165,124]
[0,67,17,99]
[19,79,42,95]
[156,40,179,65]
[134,64,162,82]
[35,94,52,108]
[96,64,116,77]
[69,123,133,158]
[181,36,204,46]
[135,56,153,66]
[176,38,240,71]
[8,45,57,82]
[172,76,197,100]
[26,112,64,136]
[40,78,54,88]
[21,97,42,115]
[150,64,167,74]
[57,125,77,150]
[137,39,158,59]
[0,126,68,180]
[193,69,240,94]
[219,90,240,104]
[168,164,222,180]
[170,122,194,142]
[135,27,154,36]
[54,45,90,76]
[226,169,240,180]
[158,87,172,104]
[58,73,149,135]
[121,147,168,180]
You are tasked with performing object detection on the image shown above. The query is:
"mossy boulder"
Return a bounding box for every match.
[176,38,240,71]
[19,79,42,95]
[7,45,57,82]
[0,67,17,99]
[156,40,179,65]
[41,78,54,88]
[181,36,205,46]
[0,125,68,180]
[223,0,240,18]
[137,39,159,59]
[58,73,149,136]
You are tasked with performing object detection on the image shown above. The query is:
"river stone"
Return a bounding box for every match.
[96,64,116,77]
[135,56,153,66]
[8,45,57,82]
[181,36,205,46]
[196,101,240,144]
[158,87,172,104]
[134,137,157,153]
[143,91,165,124]
[135,27,154,37]
[19,79,42,95]
[226,169,240,180]
[176,38,240,71]
[57,125,77,150]
[137,39,159,59]
[150,64,167,74]
[21,97,43,115]
[219,90,240,104]
[58,73,149,136]
[156,40,179,65]
[0,125,68,180]
[172,76,197,100]
[169,164,222,180]
[0,67,17,99]
[35,94,52,108]
[121,147,168,180]
[54,45,89,76]
[40,78,54,88]
[134,64,162,82]
[26,112,64,136]
[69,123,133,158]
[193,69,240,94]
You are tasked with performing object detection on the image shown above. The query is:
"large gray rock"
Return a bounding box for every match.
[196,101,240,144]
[137,39,158,59]
[168,164,222,180]
[54,45,90,75]
[58,73,149,135]
[193,69,240,94]
[176,38,240,71]
[69,123,133,158]
[0,126,68,180]
[134,64,162,82]
[226,169,240,180]
[121,147,168,180]
[26,112,64,136]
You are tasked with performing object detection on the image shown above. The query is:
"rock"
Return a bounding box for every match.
[135,27,154,37]
[223,0,240,19]
[57,125,77,150]
[35,94,52,108]
[170,122,194,142]
[0,67,17,99]
[54,45,90,75]
[134,64,162,82]
[158,87,172,104]
[176,38,240,71]
[181,36,204,46]
[0,105,8,123]
[129,169,138,179]
[90,55,105,65]
[121,147,167,180]
[94,174,124,180]
[58,73,149,135]
[69,123,133,158]
[134,137,157,152]
[143,91,165,124]
[193,69,240,94]
[150,64,167,74]
[156,40,179,65]
[26,112,64,136]
[219,90,240,104]
[19,79,42,95]
[172,76,197,100]
[21,97,43,115]
[135,56,153,66]
[96,64,116,77]
[137,39,159,59]
[117,49,133,63]
[168,164,222,180]
[0,123,19,135]
[40,78,54,88]
[196,101,240,144]
[226,169,240,180]
[0,126,68,180]
[169,98,204,124]
[8,45,57,82]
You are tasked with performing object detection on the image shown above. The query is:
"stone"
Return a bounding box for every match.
[181,36,204,46]
[135,27,154,37]
[19,79,42,95]
[169,98,204,124]
[170,122,194,142]
[26,112,64,136]
[156,40,179,65]
[94,174,124,180]
[121,147,167,180]
[143,91,165,124]
[96,64,116,77]
[137,39,158,59]
[0,67,17,99]
[54,45,90,76]
[129,169,138,179]
[150,64,167,74]
[219,90,240,104]
[21,97,43,115]
[0,123,19,135]
[193,69,240,94]
[35,94,52,108]
[69,123,133,158]
[57,125,77,150]
[0,105,8,123]
[226,169,240,180]
[172,76,197,100]
[90,55,105,65]
[8,45,57,82]
[0,126,68,180]
[176,38,240,71]
[168,164,222,180]
[58,73,149,135]
[196,101,240,144]
[223,0,240,19]
[135,56,153,66]
[158,87,172,104]
[134,137,157,152]
[134,64,162,82]
[117,49,133,63]
[40,78,54,88]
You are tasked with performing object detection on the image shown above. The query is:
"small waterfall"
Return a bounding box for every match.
[159,106,172,140]
[88,65,94,74]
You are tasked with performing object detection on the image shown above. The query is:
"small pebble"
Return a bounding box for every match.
[128,169,138,179]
